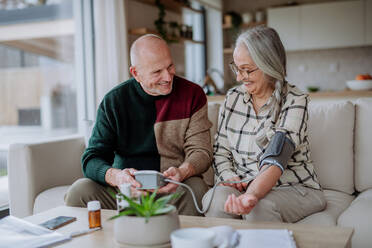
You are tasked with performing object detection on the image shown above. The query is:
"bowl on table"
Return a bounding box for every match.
[346,80,372,91]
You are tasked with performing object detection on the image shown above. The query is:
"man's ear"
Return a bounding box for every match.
[129,66,137,78]
[130,66,142,82]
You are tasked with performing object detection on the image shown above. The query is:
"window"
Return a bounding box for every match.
[184,1,206,86]
[0,0,84,210]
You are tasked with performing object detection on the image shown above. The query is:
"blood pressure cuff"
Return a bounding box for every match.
[259,131,295,173]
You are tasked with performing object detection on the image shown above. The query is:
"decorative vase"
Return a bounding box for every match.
[242,12,253,24]
[113,205,180,246]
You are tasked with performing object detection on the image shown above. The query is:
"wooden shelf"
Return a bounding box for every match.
[207,90,372,102]
[309,89,372,98]
[223,21,267,30]
[128,28,204,44]
[223,47,233,54]
[131,0,202,14]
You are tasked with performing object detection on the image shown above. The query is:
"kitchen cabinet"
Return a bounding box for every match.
[268,0,368,51]
[267,6,300,51]
[301,0,364,49]
[367,0,372,44]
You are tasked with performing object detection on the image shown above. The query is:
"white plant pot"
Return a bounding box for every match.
[114,205,180,246]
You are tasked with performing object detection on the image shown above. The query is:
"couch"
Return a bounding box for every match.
[8,98,372,247]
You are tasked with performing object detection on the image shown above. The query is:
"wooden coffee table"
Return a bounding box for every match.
[24,206,353,248]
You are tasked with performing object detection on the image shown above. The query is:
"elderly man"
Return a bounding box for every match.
[65,34,212,216]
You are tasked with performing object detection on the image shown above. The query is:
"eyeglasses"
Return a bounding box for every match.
[229,62,259,78]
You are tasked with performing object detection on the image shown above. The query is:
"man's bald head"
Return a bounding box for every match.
[129,34,175,96]
[130,34,169,67]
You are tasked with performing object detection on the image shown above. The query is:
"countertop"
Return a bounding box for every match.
[207,90,372,102]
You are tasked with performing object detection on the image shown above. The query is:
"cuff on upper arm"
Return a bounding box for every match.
[259,131,295,172]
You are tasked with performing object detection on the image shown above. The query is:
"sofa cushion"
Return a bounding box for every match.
[338,189,372,248]
[33,186,70,214]
[203,103,222,187]
[355,99,372,192]
[296,189,354,226]
[207,102,221,144]
[307,101,355,195]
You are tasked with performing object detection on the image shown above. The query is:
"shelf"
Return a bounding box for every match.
[128,28,204,44]
[131,0,202,14]
[222,21,267,30]
[207,90,372,102]
[308,89,372,98]
[223,47,233,54]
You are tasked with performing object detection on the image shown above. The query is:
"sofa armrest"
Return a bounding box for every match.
[7,135,85,217]
[338,189,372,248]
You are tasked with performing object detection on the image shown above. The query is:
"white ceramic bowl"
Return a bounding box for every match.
[171,228,216,248]
[346,80,372,90]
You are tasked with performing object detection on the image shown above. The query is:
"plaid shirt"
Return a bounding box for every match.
[213,82,321,190]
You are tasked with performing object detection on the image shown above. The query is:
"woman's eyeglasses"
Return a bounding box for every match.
[229,62,259,78]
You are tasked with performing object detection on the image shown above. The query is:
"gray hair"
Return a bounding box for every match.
[235,26,286,82]
[130,34,165,66]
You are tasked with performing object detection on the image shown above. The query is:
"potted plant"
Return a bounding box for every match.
[109,190,182,246]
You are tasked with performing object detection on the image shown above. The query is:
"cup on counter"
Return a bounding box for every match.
[242,12,253,24]
[170,228,215,248]
[255,10,265,22]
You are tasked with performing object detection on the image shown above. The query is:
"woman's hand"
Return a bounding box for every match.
[224,193,258,215]
[221,176,248,192]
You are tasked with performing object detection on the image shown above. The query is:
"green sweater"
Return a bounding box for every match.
[82,76,213,185]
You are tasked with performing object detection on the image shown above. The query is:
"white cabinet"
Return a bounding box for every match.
[301,0,364,49]
[366,0,372,44]
[268,0,368,51]
[267,6,300,51]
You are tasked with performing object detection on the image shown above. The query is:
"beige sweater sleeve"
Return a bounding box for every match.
[183,104,213,175]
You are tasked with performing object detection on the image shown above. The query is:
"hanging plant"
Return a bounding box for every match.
[154,0,168,41]
[154,0,179,43]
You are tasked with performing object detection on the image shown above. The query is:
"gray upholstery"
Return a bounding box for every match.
[8,135,85,217]
[338,189,372,248]
[297,190,354,226]
[33,185,70,214]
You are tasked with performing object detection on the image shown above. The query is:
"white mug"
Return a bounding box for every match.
[242,12,253,24]
[170,228,215,248]
[255,10,265,22]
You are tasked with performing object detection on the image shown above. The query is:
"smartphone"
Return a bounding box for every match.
[39,216,77,230]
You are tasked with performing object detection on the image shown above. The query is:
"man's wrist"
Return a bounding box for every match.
[105,168,121,187]
[179,162,195,181]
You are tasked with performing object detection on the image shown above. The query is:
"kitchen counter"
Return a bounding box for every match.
[207,90,372,102]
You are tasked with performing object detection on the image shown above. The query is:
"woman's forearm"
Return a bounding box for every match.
[245,165,282,199]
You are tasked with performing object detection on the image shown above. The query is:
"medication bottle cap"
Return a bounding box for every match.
[88,200,101,211]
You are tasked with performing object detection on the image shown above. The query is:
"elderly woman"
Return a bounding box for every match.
[202,26,326,223]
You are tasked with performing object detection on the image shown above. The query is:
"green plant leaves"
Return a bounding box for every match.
[109,190,183,223]
[153,205,174,215]
[108,209,136,220]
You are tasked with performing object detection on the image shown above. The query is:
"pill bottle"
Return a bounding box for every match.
[88,200,101,229]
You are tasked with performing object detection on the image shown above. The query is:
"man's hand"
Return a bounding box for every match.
[106,168,149,196]
[224,193,258,215]
[221,176,248,192]
[157,162,196,194]
[105,168,145,196]
[156,167,184,194]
